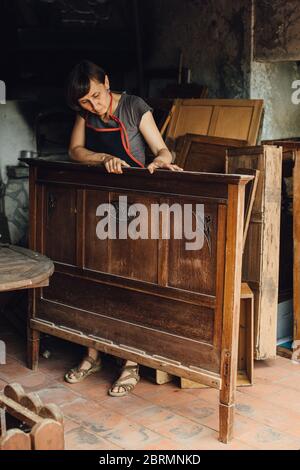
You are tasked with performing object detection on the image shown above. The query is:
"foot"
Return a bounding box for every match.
[64,353,101,384]
[108,361,140,397]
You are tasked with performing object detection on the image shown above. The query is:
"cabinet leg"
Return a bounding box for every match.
[219,401,234,443]
[27,328,40,371]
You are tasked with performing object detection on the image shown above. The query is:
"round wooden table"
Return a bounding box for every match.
[0,244,54,292]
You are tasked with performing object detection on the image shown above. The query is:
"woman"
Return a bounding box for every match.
[65,60,182,397]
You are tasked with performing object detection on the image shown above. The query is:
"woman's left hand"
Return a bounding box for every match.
[147,160,184,174]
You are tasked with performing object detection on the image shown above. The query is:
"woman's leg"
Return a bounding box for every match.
[65,347,101,382]
[110,359,140,395]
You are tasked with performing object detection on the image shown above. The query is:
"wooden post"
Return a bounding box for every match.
[219,183,245,443]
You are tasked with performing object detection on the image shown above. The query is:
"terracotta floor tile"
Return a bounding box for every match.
[65,426,122,450]
[181,387,219,404]
[145,388,199,409]
[238,424,300,450]
[8,371,53,393]
[266,388,300,413]
[102,394,154,416]
[102,418,163,450]
[0,356,32,381]
[80,408,127,434]
[61,397,104,422]
[36,383,80,406]
[141,438,188,450]
[129,405,179,430]
[149,413,214,445]
[172,398,217,426]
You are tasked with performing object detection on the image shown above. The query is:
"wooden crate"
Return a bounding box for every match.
[226,145,282,360]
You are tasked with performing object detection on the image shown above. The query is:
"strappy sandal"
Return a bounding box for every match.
[64,355,102,384]
[108,365,140,397]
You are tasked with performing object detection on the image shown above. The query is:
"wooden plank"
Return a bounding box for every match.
[219,183,245,443]
[226,145,282,360]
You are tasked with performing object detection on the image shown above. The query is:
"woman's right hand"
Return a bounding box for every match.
[103,155,130,174]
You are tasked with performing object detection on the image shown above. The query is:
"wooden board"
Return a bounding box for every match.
[166,99,264,155]
[262,138,300,361]
[226,145,282,360]
[23,157,252,443]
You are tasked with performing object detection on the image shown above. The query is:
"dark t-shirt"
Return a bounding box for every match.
[79,93,152,165]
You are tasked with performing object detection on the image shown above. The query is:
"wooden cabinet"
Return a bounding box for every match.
[24,158,252,443]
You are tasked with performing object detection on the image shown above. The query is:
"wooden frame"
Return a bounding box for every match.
[262,139,300,361]
[23,158,252,443]
[173,136,258,387]
[226,145,282,360]
[166,99,264,154]
[176,134,247,172]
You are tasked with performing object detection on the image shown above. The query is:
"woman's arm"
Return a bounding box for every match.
[139,111,183,174]
[69,114,130,173]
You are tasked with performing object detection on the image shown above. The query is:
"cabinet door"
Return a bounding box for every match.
[44,186,76,265]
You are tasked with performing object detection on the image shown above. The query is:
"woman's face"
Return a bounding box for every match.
[78,77,110,116]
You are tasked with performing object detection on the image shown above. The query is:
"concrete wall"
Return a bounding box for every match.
[254,0,300,62]
[251,61,300,140]
[142,0,252,98]
[0,100,36,183]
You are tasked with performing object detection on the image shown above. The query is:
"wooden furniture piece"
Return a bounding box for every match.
[226,145,282,360]
[262,139,300,361]
[23,157,252,443]
[0,244,54,293]
[165,99,264,156]
[176,134,247,172]
[0,383,64,450]
[173,137,258,387]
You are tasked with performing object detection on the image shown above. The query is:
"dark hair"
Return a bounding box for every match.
[66,60,106,112]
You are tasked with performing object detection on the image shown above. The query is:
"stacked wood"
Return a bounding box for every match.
[0,383,64,450]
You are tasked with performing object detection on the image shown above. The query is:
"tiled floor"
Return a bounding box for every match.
[1,316,300,450]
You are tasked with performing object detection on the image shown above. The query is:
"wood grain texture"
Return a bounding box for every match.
[24,158,251,443]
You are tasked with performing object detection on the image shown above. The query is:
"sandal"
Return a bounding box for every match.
[108,365,140,397]
[64,355,102,384]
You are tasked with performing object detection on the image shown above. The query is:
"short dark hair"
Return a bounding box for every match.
[66,60,106,112]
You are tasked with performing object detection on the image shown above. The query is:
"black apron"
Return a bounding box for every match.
[85,93,144,168]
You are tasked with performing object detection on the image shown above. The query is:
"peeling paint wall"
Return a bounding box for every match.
[255,0,300,62]
[141,0,252,98]
[251,61,300,140]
